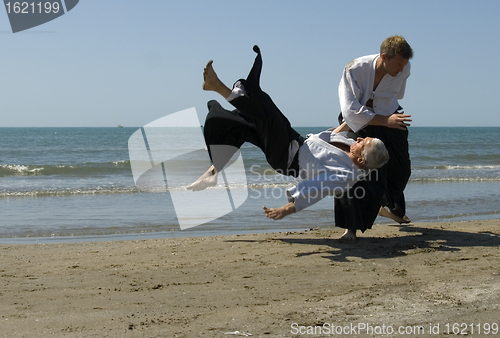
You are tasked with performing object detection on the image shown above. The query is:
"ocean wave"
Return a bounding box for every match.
[0,186,140,198]
[0,161,131,177]
[0,182,298,199]
[0,164,46,175]
[112,160,129,166]
[409,177,500,182]
[2,175,499,199]
[413,164,500,170]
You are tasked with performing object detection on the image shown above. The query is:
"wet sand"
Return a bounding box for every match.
[1,219,500,337]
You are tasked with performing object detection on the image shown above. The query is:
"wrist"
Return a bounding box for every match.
[286,202,296,215]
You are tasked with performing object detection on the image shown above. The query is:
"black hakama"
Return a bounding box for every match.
[334,120,411,232]
[203,46,303,177]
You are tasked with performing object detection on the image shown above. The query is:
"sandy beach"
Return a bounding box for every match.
[1,220,500,337]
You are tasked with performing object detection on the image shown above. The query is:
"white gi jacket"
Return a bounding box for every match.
[286,131,366,212]
[339,54,411,132]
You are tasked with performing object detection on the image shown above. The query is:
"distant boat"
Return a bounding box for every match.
[117,125,123,128]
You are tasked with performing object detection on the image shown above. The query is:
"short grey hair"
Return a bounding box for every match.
[362,138,390,169]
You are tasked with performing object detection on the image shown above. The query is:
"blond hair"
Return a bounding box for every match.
[380,35,413,60]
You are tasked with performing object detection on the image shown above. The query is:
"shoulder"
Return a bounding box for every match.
[345,54,378,71]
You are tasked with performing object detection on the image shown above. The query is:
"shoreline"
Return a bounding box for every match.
[1,219,500,337]
[0,227,309,245]
[2,212,500,245]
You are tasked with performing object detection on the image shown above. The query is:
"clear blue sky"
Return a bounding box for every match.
[1,0,499,127]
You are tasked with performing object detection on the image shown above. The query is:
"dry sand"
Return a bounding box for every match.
[1,220,500,337]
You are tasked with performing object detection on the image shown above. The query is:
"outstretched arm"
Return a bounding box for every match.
[329,121,350,133]
[263,203,296,220]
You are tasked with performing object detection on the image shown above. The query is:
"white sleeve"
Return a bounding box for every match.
[286,171,357,212]
[397,63,410,100]
[397,78,407,100]
[338,67,375,133]
[226,81,247,101]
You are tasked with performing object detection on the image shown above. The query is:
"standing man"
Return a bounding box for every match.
[336,35,413,240]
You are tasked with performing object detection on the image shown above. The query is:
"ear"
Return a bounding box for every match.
[356,157,366,166]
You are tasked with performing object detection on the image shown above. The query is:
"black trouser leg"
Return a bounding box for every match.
[335,113,411,231]
[203,46,303,177]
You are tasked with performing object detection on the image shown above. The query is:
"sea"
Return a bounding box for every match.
[1,126,500,244]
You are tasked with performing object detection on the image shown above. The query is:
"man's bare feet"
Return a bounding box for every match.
[402,215,411,223]
[378,207,411,224]
[202,60,216,90]
[263,203,296,220]
[202,60,232,98]
[186,166,219,191]
[339,228,357,241]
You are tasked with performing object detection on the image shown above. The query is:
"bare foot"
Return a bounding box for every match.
[339,229,357,241]
[263,203,296,220]
[202,60,215,90]
[202,60,232,98]
[186,166,219,191]
[378,207,411,224]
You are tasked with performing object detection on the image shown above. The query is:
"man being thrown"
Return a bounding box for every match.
[188,46,389,240]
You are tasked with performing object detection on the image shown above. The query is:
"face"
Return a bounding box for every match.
[350,137,374,164]
[381,54,409,77]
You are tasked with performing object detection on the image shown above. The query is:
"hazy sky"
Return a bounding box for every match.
[1,1,499,127]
